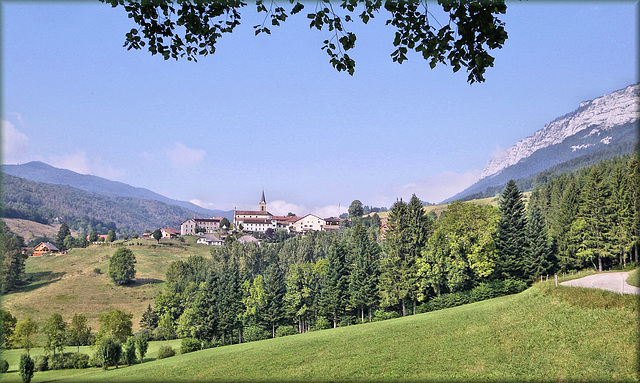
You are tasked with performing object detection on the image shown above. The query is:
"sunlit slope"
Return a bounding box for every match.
[59,285,637,382]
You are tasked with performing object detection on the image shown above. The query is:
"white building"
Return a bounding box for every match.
[290,214,326,233]
[196,233,224,246]
[180,218,223,235]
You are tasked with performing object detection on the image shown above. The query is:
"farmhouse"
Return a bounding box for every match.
[290,214,326,233]
[197,233,224,246]
[33,242,59,257]
[161,228,180,238]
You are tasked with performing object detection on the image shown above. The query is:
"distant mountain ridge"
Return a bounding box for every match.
[481,84,638,179]
[448,84,639,202]
[2,161,232,219]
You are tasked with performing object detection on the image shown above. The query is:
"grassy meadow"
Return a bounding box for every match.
[1,279,637,382]
[627,267,640,287]
[1,236,211,335]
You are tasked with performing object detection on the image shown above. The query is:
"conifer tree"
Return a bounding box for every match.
[555,180,581,272]
[405,194,432,314]
[348,223,381,322]
[496,180,527,280]
[379,199,410,316]
[524,205,556,279]
[577,168,611,271]
[322,240,349,328]
[55,223,71,251]
[263,264,286,338]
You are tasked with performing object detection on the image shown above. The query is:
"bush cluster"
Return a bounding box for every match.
[36,353,90,371]
[275,326,297,338]
[180,338,201,354]
[242,326,270,342]
[0,359,8,373]
[418,279,528,314]
[156,345,175,359]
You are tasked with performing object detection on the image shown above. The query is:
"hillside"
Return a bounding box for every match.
[1,237,211,333]
[2,161,232,219]
[1,278,635,382]
[2,174,217,234]
[2,218,76,244]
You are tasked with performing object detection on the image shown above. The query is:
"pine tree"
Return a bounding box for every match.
[405,194,432,314]
[263,264,285,338]
[323,240,349,328]
[577,168,611,271]
[496,180,527,280]
[555,180,581,272]
[348,224,380,322]
[379,199,410,316]
[1,222,27,293]
[524,205,556,278]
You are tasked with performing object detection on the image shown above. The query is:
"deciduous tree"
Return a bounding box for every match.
[108,247,136,285]
[11,317,38,354]
[101,0,508,83]
[42,313,66,357]
[67,314,91,353]
[95,309,133,344]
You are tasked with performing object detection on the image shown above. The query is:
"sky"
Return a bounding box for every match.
[2,1,638,217]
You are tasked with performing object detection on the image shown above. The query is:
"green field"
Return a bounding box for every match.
[1,280,636,382]
[1,237,211,334]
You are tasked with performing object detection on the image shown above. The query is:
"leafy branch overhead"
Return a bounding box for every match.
[101,0,508,83]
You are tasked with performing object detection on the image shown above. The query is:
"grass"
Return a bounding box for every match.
[1,281,636,382]
[3,218,72,244]
[1,237,211,336]
[627,267,640,287]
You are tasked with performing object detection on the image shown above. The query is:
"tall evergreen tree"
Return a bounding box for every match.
[577,168,612,271]
[555,180,582,272]
[524,205,556,278]
[405,194,432,314]
[348,224,381,322]
[379,199,411,316]
[323,240,349,328]
[0,222,27,293]
[627,156,640,264]
[263,264,286,338]
[496,180,527,280]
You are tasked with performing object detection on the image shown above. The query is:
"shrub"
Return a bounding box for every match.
[275,325,297,338]
[372,309,400,322]
[19,353,34,383]
[49,354,69,370]
[93,268,102,274]
[180,337,201,354]
[33,355,48,372]
[94,337,122,370]
[315,316,331,330]
[123,337,137,365]
[135,334,149,362]
[157,345,175,359]
[0,359,9,373]
[242,325,270,342]
[71,353,89,369]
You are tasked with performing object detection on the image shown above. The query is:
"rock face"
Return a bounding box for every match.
[481,84,639,179]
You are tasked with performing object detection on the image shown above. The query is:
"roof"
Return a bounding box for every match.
[272,216,298,223]
[199,234,222,242]
[324,217,342,223]
[36,242,59,251]
[162,228,180,234]
[261,190,266,204]
[238,218,272,224]
[238,235,260,244]
[234,211,272,216]
[293,214,324,223]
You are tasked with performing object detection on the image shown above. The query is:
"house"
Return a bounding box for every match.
[196,233,224,246]
[290,214,326,233]
[33,242,59,257]
[161,228,180,239]
[238,235,260,244]
[180,217,223,235]
[85,234,109,242]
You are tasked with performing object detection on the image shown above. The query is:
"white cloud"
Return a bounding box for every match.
[190,199,219,210]
[396,170,482,204]
[49,151,125,180]
[169,142,206,167]
[2,120,30,164]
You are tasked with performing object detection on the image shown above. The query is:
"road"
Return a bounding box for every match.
[560,272,640,295]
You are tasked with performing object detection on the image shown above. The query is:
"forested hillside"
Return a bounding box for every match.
[2,174,202,235]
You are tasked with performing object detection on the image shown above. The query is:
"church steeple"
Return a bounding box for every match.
[260,190,267,212]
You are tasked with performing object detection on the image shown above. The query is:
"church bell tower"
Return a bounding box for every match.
[259,190,267,212]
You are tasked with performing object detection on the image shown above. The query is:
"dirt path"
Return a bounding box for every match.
[560,272,640,295]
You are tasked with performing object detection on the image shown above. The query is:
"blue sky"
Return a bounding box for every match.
[2,1,637,217]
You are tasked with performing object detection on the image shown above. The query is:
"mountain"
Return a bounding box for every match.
[2,161,232,219]
[2,173,228,234]
[448,84,639,202]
